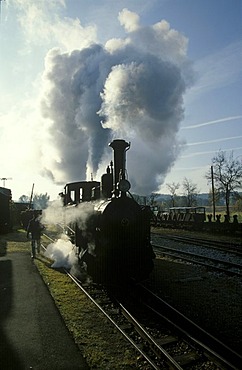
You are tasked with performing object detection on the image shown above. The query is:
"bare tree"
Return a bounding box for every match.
[19,195,29,203]
[208,188,221,207]
[166,182,180,207]
[33,193,50,209]
[18,193,50,210]
[206,150,242,219]
[147,193,159,206]
[132,194,144,204]
[182,177,199,207]
[234,197,242,213]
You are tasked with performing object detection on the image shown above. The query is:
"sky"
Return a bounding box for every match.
[0,0,241,201]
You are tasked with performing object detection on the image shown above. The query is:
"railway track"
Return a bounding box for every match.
[152,244,242,277]
[67,272,168,369]
[151,232,242,253]
[151,233,242,277]
[131,284,242,369]
[40,230,241,369]
[41,234,169,368]
[66,271,242,369]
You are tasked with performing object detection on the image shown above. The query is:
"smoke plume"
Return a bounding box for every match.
[42,199,95,271]
[41,8,194,194]
[44,235,77,269]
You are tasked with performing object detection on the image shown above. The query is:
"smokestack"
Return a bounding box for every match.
[109,139,130,189]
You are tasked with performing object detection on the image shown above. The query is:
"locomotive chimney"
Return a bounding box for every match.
[109,139,130,191]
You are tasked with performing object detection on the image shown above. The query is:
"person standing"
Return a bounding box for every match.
[27,211,43,258]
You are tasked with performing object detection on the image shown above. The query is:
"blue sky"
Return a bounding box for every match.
[0,0,241,200]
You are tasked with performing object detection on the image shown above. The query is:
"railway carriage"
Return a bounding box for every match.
[153,206,206,229]
[0,187,12,233]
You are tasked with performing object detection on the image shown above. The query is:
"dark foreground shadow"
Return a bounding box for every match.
[0,260,24,369]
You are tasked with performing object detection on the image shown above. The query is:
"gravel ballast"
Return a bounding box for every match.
[149,255,242,353]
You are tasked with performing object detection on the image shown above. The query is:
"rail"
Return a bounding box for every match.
[67,272,180,369]
[136,284,242,370]
[40,229,241,369]
[151,233,242,252]
[152,244,242,277]
[41,232,176,368]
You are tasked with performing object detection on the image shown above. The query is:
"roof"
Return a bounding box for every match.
[0,187,11,197]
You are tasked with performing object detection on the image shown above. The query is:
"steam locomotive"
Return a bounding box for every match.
[61,139,155,284]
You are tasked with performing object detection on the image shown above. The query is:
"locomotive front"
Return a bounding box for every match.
[78,139,155,284]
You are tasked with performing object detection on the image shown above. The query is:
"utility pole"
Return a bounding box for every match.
[29,183,35,209]
[211,166,216,221]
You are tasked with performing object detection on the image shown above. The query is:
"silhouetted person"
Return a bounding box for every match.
[27,211,44,258]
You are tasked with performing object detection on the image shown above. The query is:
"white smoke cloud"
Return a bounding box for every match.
[42,198,95,271]
[118,8,140,32]
[42,198,95,228]
[42,199,65,224]
[40,8,194,194]
[14,0,97,52]
[44,235,77,269]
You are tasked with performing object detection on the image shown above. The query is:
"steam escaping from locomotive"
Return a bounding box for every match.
[42,198,95,228]
[40,9,194,194]
[42,199,96,271]
[44,235,77,269]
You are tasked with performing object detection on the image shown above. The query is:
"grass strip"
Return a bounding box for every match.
[34,255,139,369]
